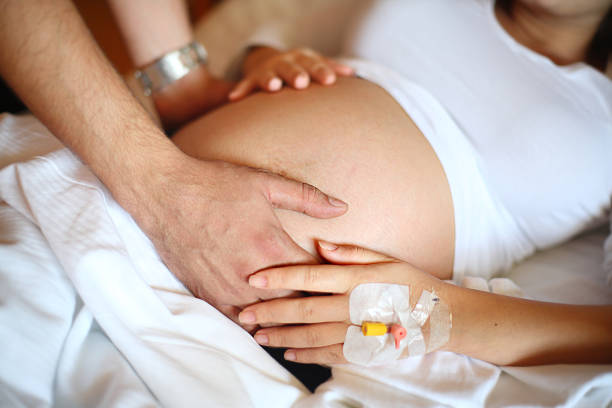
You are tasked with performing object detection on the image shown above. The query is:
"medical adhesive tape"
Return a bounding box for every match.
[343,283,451,366]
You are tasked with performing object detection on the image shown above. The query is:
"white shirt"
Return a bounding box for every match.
[243,0,612,276]
[341,0,612,251]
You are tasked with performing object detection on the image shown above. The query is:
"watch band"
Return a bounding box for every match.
[134,41,208,96]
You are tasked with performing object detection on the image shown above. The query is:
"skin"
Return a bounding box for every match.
[148,47,354,131]
[172,77,456,278]
[107,0,353,129]
[3,0,606,368]
[173,0,612,365]
[242,243,612,366]
[496,0,612,66]
[173,75,612,366]
[0,0,348,327]
[229,47,355,101]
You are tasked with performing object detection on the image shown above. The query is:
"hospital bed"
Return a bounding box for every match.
[1,0,611,406]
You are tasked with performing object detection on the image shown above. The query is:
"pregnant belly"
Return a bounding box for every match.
[172,77,454,278]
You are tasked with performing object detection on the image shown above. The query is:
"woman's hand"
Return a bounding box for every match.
[238,241,447,365]
[229,47,354,101]
[241,244,612,367]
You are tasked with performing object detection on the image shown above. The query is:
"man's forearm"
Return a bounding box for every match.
[107,0,192,67]
[0,0,180,205]
[444,285,612,365]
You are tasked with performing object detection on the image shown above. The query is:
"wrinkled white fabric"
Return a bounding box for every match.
[1,114,611,407]
[0,114,307,408]
[2,0,612,406]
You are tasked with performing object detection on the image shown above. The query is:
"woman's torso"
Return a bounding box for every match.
[342,0,612,250]
[174,0,612,278]
[173,78,456,278]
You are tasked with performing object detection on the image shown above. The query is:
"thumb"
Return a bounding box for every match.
[317,241,396,265]
[262,172,348,218]
[228,77,257,101]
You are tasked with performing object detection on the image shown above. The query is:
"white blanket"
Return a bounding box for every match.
[1,113,611,407]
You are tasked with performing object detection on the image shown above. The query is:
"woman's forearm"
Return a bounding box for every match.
[106,0,192,67]
[444,285,612,365]
[240,245,612,366]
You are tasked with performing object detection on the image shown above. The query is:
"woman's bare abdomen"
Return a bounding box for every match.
[173,78,454,278]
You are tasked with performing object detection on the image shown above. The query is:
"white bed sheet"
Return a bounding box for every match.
[1,113,611,408]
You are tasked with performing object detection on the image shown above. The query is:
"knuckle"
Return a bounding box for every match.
[301,182,320,204]
[294,350,311,363]
[347,266,369,289]
[270,330,286,346]
[265,269,280,288]
[297,299,314,321]
[297,47,316,57]
[303,265,319,288]
[261,70,276,80]
[325,347,343,363]
[313,62,328,71]
[295,53,314,67]
[300,183,315,213]
[275,59,290,70]
[291,47,306,56]
[253,231,284,261]
[353,246,368,259]
[252,307,268,323]
[305,328,321,347]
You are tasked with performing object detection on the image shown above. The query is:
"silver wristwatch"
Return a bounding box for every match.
[134,41,208,96]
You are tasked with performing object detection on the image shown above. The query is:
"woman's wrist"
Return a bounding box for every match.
[438,284,519,360]
[438,284,612,365]
[151,65,233,131]
[437,284,475,355]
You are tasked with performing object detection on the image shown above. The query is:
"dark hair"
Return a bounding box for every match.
[497,0,611,70]
[587,8,612,70]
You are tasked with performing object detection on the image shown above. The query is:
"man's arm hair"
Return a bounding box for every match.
[0,0,181,207]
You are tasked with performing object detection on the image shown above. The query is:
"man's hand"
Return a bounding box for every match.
[0,0,347,328]
[128,154,348,326]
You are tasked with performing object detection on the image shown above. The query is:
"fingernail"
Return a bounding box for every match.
[249,275,268,288]
[284,350,296,361]
[254,333,269,345]
[269,77,282,91]
[239,311,256,324]
[295,74,309,89]
[318,241,338,251]
[323,74,336,85]
[327,196,347,208]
